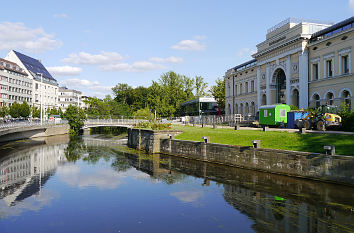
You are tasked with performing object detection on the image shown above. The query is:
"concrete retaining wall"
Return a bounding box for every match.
[127,128,182,153]
[158,138,354,185]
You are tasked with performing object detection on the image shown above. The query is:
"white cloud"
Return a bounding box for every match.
[172,39,206,51]
[60,78,99,88]
[57,165,150,190]
[170,191,204,203]
[62,51,124,65]
[0,22,61,53]
[101,61,166,72]
[350,0,354,9]
[194,35,206,40]
[47,66,82,76]
[237,47,256,57]
[149,56,183,63]
[53,13,68,19]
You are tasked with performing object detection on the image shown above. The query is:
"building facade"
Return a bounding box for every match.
[225,17,354,116]
[58,87,82,111]
[0,58,32,107]
[5,50,59,112]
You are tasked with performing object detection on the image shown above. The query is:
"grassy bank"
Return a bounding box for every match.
[172,125,354,156]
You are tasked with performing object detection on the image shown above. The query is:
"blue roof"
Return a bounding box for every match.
[13,50,56,81]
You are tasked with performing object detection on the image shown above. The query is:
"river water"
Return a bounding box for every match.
[1,134,354,233]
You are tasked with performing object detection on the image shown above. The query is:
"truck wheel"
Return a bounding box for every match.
[304,120,311,130]
[317,121,326,131]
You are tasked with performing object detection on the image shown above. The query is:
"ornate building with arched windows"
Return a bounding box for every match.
[225,17,354,116]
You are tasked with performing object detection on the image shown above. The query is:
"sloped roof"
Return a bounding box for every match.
[13,50,56,81]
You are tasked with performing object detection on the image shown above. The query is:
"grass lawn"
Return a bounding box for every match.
[172,125,354,156]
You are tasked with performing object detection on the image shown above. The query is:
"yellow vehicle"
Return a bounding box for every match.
[301,105,341,131]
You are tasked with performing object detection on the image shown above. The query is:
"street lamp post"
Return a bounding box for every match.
[37,73,43,125]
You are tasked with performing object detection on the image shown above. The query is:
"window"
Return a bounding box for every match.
[342,55,349,74]
[35,83,38,89]
[251,80,255,92]
[245,82,248,93]
[342,90,351,109]
[264,109,268,118]
[235,85,238,96]
[326,60,333,77]
[326,92,334,105]
[312,63,319,80]
[313,94,320,108]
[280,109,286,117]
[240,84,243,94]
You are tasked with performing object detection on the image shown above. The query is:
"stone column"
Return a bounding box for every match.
[266,64,271,105]
[257,66,261,110]
[299,49,309,109]
[286,55,291,105]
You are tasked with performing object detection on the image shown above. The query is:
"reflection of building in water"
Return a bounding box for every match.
[0,144,67,206]
[223,184,354,233]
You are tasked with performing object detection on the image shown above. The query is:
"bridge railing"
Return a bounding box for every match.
[84,118,149,126]
[0,119,68,130]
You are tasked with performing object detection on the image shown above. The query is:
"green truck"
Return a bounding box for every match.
[259,104,291,126]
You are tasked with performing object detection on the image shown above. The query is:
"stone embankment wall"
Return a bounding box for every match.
[127,128,354,185]
[127,128,182,153]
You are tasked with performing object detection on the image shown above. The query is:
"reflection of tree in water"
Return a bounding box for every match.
[155,173,187,185]
[65,136,86,162]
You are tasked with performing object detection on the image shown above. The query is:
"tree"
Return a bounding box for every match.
[112,83,133,105]
[0,105,9,118]
[133,108,154,120]
[20,101,30,118]
[194,76,208,98]
[210,78,225,111]
[9,102,21,118]
[31,106,40,118]
[63,104,87,134]
[83,97,111,118]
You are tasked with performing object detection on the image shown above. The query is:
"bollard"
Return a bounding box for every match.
[202,136,210,143]
[324,145,335,156]
[299,127,306,134]
[251,140,261,148]
[234,124,240,130]
[262,126,269,132]
[213,123,217,129]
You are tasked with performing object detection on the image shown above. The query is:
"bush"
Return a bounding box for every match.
[136,121,171,130]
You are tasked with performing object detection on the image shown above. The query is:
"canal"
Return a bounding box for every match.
[1,133,354,233]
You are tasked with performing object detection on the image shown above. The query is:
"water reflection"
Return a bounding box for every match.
[0,135,353,232]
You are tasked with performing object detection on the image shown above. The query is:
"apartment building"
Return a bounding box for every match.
[58,87,82,111]
[5,50,59,112]
[0,58,32,107]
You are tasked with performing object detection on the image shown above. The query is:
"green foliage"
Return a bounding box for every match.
[47,107,62,116]
[338,103,354,132]
[210,78,225,110]
[9,102,21,118]
[0,105,9,117]
[136,121,171,130]
[63,104,87,134]
[20,101,30,118]
[289,105,299,110]
[133,108,154,120]
[31,106,40,118]
[194,76,208,98]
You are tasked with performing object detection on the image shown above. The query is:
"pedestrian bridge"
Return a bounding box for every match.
[83,119,147,129]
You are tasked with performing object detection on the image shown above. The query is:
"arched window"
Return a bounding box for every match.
[245,103,249,115]
[326,92,334,105]
[261,94,266,106]
[342,90,351,109]
[251,102,255,116]
[235,104,238,114]
[313,94,320,108]
[292,89,299,108]
[240,103,243,115]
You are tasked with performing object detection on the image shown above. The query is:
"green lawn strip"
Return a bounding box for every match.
[172,125,354,156]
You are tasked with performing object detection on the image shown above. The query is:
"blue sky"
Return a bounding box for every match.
[1,0,353,98]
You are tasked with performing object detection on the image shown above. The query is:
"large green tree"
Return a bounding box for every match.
[63,104,87,134]
[20,101,30,118]
[210,78,225,111]
[194,76,208,98]
[9,102,21,118]
[0,105,9,118]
